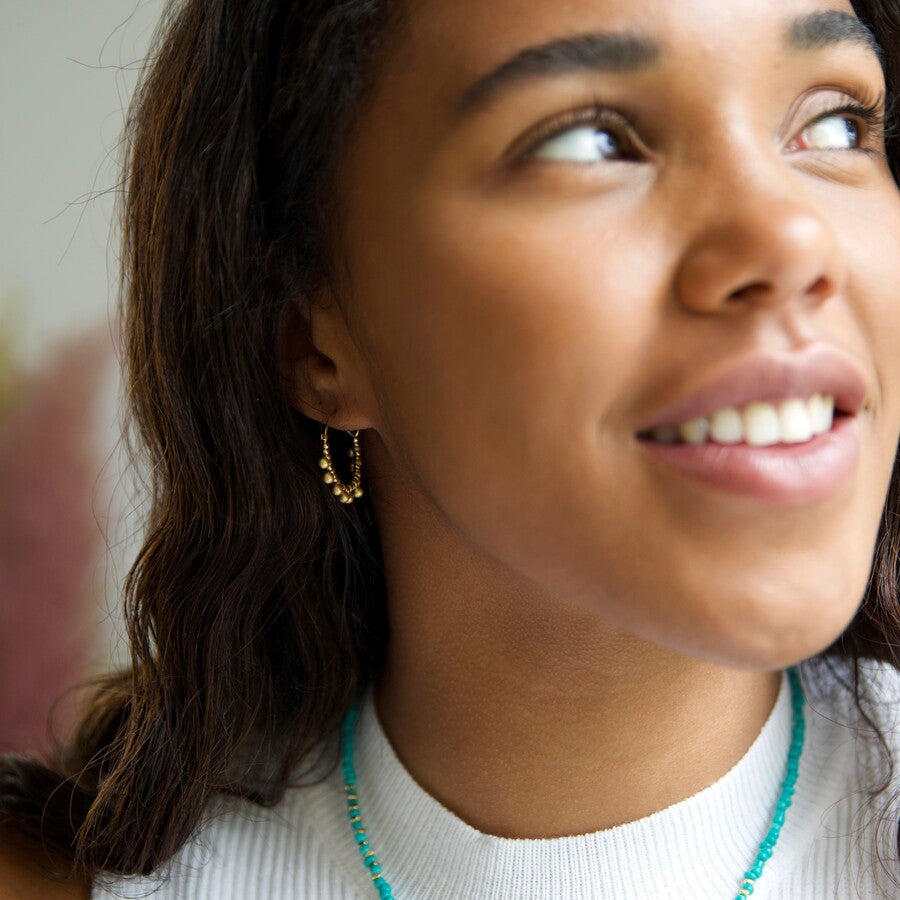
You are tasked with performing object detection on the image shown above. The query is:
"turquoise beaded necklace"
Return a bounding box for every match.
[340,666,805,900]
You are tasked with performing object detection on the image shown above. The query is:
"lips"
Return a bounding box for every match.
[633,346,868,436]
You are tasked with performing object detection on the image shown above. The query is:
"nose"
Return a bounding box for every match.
[673,170,848,316]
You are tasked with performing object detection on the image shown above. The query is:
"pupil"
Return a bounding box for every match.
[595,130,618,157]
[843,118,860,147]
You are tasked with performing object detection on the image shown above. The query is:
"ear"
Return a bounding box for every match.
[277,291,376,432]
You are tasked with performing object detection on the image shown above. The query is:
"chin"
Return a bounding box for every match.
[650,573,868,672]
[700,601,862,672]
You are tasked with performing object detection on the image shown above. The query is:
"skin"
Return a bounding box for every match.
[0,827,89,900]
[284,0,900,838]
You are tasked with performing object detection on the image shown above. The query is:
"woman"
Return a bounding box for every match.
[1,0,899,897]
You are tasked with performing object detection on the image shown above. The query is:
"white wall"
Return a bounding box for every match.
[1,0,165,671]
[1,0,163,364]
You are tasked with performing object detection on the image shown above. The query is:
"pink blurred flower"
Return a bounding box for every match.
[0,327,112,757]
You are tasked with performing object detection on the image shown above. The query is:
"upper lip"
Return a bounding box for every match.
[634,346,869,433]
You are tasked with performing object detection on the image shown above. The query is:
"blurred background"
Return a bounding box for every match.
[1,0,164,757]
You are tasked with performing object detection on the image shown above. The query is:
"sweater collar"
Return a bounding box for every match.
[350,669,799,899]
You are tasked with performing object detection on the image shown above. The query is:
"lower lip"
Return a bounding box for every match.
[635,415,860,505]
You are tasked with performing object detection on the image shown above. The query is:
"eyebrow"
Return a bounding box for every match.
[788,10,882,58]
[451,10,883,122]
[453,33,659,120]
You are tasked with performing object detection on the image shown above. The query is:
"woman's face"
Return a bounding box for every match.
[330,0,900,669]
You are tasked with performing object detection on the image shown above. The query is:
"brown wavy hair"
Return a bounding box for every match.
[1,0,898,890]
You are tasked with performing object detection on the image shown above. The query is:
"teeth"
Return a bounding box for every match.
[651,424,680,444]
[709,407,743,444]
[778,398,813,444]
[744,402,781,447]
[678,417,709,445]
[808,393,834,435]
[649,394,835,445]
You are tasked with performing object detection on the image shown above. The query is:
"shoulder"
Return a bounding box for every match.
[0,828,89,900]
[802,657,900,774]
[862,657,900,709]
[803,657,900,732]
[91,755,367,900]
[845,658,900,755]
[805,659,900,895]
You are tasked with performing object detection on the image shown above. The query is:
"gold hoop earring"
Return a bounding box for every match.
[319,426,363,504]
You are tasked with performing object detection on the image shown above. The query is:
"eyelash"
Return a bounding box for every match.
[517,102,640,162]
[518,93,888,163]
[803,98,886,156]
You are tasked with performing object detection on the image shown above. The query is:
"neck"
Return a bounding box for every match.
[372,491,782,839]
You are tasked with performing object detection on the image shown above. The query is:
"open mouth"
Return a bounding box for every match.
[634,407,860,506]
[635,394,852,447]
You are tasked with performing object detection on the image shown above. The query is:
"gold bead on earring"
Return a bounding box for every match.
[319,425,364,504]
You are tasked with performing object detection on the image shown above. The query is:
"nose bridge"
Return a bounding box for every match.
[673,135,847,314]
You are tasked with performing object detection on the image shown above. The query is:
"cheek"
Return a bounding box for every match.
[358,190,662,517]
[869,235,900,393]
[844,194,900,454]
[345,188,678,609]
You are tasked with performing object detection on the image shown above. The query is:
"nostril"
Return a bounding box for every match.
[805,274,831,299]
[728,281,769,302]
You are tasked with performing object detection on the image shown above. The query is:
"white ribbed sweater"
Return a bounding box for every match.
[93,663,900,899]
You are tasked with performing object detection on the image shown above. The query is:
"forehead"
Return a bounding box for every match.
[385,0,863,100]
[401,0,860,50]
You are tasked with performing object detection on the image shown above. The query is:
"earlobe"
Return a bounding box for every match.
[276,294,375,432]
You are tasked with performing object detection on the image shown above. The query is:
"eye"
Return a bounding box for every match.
[532,124,626,163]
[795,113,861,151]
[788,99,885,154]
[519,106,642,165]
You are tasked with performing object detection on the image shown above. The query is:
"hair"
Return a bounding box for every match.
[1,0,899,890]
